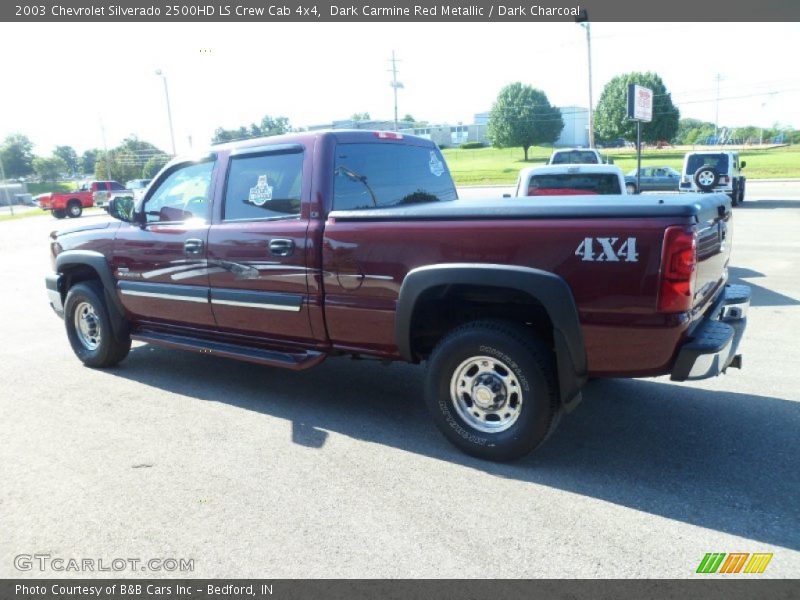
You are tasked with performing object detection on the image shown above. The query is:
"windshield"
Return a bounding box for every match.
[333,143,457,210]
[550,150,599,165]
[686,154,728,174]
[527,173,621,196]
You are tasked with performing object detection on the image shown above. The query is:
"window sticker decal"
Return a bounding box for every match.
[429,151,444,177]
[248,175,273,206]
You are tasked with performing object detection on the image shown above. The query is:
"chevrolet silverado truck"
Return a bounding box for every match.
[44,130,750,461]
[38,180,126,218]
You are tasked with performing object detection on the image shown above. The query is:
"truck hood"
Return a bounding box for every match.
[330,193,731,223]
[49,220,116,241]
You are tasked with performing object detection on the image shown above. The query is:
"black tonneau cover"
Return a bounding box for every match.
[330,193,731,223]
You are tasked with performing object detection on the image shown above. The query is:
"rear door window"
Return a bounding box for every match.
[333,143,457,210]
[686,154,728,174]
[527,173,621,195]
[223,150,304,221]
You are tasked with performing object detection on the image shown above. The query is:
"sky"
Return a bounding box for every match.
[1,22,799,156]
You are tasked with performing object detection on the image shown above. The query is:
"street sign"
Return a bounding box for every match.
[627,84,653,123]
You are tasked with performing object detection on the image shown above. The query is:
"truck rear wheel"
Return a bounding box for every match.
[67,199,83,218]
[424,320,560,461]
[64,281,131,367]
[53,209,66,219]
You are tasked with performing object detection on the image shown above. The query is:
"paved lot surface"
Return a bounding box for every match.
[1,184,799,578]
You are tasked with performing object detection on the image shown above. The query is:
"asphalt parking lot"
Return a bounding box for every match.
[1,183,799,578]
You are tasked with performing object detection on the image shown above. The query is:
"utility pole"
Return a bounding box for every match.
[576,10,594,148]
[155,69,177,156]
[0,158,13,217]
[100,120,111,181]
[388,51,404,131]
[714,73,724,142]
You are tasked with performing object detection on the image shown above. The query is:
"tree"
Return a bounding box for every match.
[212,115,293,144]
[594,72,680,144]
[0,134,35,178]
[33,155,68,182]
[142,155,169,179]
[53,146,79,175]
[94,137,169,183]
[487,83,563,160]
[350,112,370,122]
[81,149,100,175]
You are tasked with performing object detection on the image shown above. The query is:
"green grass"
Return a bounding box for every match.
[26,182,73,195]
[0,208,47,222]
[442,145,800,185]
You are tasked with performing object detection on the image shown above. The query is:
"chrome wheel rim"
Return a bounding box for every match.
[74,301,101,350]
[450,355,523,433]
[698,171,715,186]
[69,204,80,216]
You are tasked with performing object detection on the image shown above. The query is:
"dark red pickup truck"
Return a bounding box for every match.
[45,131,750,460]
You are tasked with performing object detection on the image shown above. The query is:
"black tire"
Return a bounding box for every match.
[53,209,66,219]
[66,199,83,218]
[738,179,745,204]
[64,281,131,368]
[693,165,719,192]
[424,319,560,461]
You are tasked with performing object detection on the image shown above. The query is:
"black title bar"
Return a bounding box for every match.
[3,0,800,22]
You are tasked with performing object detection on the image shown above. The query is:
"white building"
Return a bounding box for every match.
[554,106,589,147]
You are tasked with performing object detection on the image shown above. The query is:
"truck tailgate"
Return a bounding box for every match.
[692,193,733,316]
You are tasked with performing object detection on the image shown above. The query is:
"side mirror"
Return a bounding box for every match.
[740,160,746,169]
[108,196,136,223]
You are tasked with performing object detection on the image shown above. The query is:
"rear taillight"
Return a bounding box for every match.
[658,226,697,313]
[719,175,730,185]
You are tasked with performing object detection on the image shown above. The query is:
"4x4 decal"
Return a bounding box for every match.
[574,237,639,262]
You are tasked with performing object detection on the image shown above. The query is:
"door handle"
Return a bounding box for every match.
[269,238,295,256]
[184,238,204,254]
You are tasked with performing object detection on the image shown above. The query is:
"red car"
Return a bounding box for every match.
[38,180,125,218]
[44,131,750,461]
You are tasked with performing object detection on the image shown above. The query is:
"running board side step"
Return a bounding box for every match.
[131,330,326,370]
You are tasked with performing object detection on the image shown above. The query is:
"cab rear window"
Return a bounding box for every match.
[333,143,457,210]
[527,173,621,196]
[550,151,599,165]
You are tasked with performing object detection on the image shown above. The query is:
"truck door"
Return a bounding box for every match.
[206,144,315,344]
[112,159,217,327]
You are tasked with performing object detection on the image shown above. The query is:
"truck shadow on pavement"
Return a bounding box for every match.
[729,266,799,307]
[118,346,799,551]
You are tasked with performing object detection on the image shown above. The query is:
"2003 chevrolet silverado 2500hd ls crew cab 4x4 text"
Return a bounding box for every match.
[44,130,750,461]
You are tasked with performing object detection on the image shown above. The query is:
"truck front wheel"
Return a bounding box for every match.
[67,199,83,218]
[424,320,560,461]
[64,282,131,367]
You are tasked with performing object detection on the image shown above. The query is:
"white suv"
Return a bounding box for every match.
[679,151,746,205]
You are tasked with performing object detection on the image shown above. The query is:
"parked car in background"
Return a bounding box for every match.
[514,164,627,197]
[679,151,746,205]
[102,179,154,212]
[38,180,125,218]
[125,179,152,202]
[625,166,681,194]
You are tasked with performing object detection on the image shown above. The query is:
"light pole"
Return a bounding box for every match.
[388,51,404,131]
[576,10,594,148]
[155,69,177,156]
